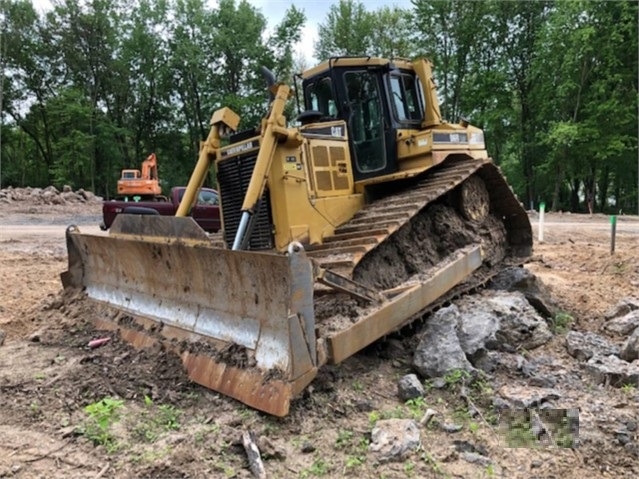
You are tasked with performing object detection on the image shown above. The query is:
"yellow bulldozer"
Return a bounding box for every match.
[61,57,532,416]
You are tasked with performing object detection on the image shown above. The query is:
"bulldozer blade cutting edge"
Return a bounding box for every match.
[62,217,317,417]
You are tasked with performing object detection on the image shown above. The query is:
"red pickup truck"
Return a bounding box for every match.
[101,187,220,232]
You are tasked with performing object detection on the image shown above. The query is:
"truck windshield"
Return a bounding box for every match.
[177,189,218,206]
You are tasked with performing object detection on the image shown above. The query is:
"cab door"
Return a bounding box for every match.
[342,70,397,181]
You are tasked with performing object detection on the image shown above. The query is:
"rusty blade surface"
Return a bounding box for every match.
[63,217,318,415]
[91,316,314,417]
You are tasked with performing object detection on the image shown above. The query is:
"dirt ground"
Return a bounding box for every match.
[0,201,638,479]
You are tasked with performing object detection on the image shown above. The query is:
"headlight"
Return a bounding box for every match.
[469,132,484,145]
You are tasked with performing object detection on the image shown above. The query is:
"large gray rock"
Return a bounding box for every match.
[456,307,500,357]
[620,329,639,362]
[488,266,559,317]
[585,355,639,387]
[605,298,639,320]
[413,305,474,378]
[369,419,420,462]
[473,351,535,377]
[457,291,553,353]
[565,331,620,361]
[604,310,639,336]
[414,292,552,378]
[497,384,561,409]
[487,293,553,350]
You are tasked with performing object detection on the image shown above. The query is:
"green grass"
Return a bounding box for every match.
[300,458,330,477]
[132,397,182,443]
[550,311,574,333]
[444,369,471,387]
[80,397,124,452]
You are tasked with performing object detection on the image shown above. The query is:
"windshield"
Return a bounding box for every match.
[177,189,218,206]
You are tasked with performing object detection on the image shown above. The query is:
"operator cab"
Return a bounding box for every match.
[121,170,141,180]
[301,58,426,182]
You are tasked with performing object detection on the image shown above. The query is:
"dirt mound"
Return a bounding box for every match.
[0,185,102,206]
[354,203,507,290]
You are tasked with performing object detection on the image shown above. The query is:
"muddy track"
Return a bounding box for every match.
[313,157,533,331]
[305,156,532,280]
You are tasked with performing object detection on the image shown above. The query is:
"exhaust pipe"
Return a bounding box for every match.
[261,66,276,102]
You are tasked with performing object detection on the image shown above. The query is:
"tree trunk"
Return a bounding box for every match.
[570,178,580,211]
[550,159,564,212]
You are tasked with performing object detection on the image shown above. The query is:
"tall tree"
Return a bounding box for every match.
[1,0,55,180]
[533,0,637,212]
[315,0,373,59]
[315,0,414,60]
[412,0,493,122]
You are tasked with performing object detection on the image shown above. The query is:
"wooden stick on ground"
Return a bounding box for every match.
[242,431,266,479]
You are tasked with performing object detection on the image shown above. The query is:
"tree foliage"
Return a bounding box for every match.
[0,0,637,214]
[314,0,637,213]
[0,0,305,195]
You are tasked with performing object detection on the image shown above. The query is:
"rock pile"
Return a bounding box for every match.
[371,270,639,468]
[0,185,102,205]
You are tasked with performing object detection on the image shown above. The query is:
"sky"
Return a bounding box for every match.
[31,0,415,65]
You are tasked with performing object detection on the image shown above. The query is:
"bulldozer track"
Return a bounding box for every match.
[306,156,532,279]
[310,157,532,359]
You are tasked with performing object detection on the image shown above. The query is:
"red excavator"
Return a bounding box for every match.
[117,153,161,197]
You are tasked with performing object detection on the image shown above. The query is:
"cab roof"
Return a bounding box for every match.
[301,57,416,80]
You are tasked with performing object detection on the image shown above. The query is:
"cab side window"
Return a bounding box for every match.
[305,77,337,117]
[389,73,424,123]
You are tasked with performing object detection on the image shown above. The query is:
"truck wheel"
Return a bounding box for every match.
[122,206,160,216]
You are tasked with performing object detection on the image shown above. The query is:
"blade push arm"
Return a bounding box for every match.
[232,83,292,250]
[177,107,240,218]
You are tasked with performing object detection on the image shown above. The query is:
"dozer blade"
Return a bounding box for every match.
[62,215,317,417]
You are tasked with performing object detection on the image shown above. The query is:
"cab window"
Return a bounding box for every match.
[389,73,423,122]
[177,189,218,206]
[344,70,386,173]
[305,77,337,117]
